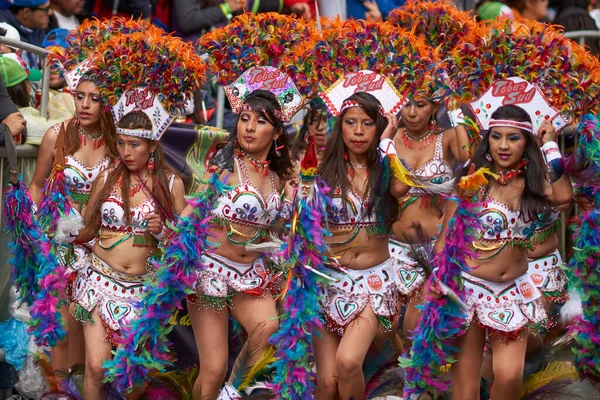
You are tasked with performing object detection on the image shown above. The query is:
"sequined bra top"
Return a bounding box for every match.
[53,124,110,203]
[98,173,174,248]
[212,156,281,230]
[326,187,387,240]
[475,194,537,250]
[407,131,454,196]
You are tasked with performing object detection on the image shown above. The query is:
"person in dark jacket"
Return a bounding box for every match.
[554,0,600,56]
[0,0,52,69]
[0,74,25,146]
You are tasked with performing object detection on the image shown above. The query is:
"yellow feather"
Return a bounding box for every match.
[520,361,579,397]
[238,346,277,391]
[389,154,423,187]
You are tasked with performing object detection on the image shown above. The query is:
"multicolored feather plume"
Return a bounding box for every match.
[564,114,600,381]
[388,0,478,54]
[444,19,600,121]
[280,18,444,99]
[197,12,315,87]
[3,180,45,306]
[268,136,332,399]
[400,168,490,397]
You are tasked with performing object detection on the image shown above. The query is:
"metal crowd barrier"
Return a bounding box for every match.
[564,30,600,45]
[0,36,50,118]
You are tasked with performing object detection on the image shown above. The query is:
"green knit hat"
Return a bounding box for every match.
[0,56,27,88]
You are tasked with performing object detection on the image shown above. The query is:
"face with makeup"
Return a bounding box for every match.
[400,97,436,136]
[75,80,101,131]
[236,109,280,157]
[341,106,378,158]
[117,135,157,173]
[488,126,528,170]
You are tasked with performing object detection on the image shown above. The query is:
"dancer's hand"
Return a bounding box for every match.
[145,212,163,234]
[381,112,398,141]
[426,277,443,300]
[538,120,556,145]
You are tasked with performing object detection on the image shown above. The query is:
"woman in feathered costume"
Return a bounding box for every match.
[66,24,200,398]
[429,105,572,399]
[24,18,128,376]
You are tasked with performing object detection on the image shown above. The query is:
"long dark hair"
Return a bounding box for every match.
[299,97,330,141]
[319,92,398,228]
[7,81,31,108]
[457,105,552,220]
[210,90,294,181]
[85,111,178,237]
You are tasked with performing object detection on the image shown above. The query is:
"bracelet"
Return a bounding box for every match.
[219,2,232,19]
[151,225,168,243]
[448,109,466,128]
[378,138,397,160]
[541,141,561,163]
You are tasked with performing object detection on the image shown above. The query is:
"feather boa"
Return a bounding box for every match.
[269,138,331,399]
[27,165,74,346]
[566,179,600,378]
[3,180,45,306]
[104,174,228,392]
[400,168,491,398]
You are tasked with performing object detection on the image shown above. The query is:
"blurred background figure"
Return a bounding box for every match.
[554,0,600,55]
[48,0,83,29]
[0,0,52,69]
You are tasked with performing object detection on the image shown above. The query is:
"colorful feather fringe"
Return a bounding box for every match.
[444,19,600,121]
[565,114,600,381]
[269,137,332,399]
[90,23,205,115]
[400,168,491,398]
[104,174,228,392]
[27,162,73,347]
[388,0,477,53]
[3,180,44,306]
[49,17,157,77]
[279,18,443,98]
[197,12,315,87]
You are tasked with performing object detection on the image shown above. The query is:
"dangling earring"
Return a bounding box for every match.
[430,114,437,133]
[148,152,155,171]
[522,155,529,171]
[274,139,284,157]
[485,152,493,163]
[74,116,80,125]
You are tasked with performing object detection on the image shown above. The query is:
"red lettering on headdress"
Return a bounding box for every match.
[490,80,535,106]
[247,69,286,91]
[124,88,156,112]
[342,72,385,93]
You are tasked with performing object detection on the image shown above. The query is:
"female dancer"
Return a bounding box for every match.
[184,88,294,399]
[431,105,572,400]
[390,97,469,340]
[315,91,408,399]
[73,109,186,399]
[28,77,117,374]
